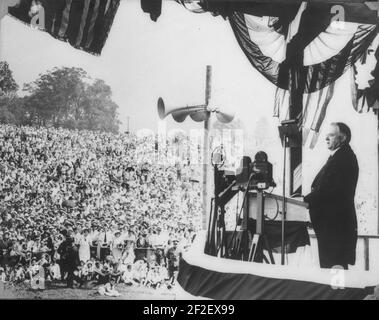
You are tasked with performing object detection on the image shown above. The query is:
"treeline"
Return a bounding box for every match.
[0,61,120,133]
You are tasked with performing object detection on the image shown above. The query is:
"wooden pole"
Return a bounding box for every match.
[281,136,288,265]
[202,66,212,230]
[364,236,370,271]
[377,112,379,235]
[202,115,210,231]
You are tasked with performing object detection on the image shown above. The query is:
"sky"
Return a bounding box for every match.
[0,0,275,133]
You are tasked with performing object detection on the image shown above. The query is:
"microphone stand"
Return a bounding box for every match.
[281,135,288,265]
[278,120,299,265]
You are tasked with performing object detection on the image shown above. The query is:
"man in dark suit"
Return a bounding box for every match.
[57,230,70,281]
[304,122,358,269]
[65,237,81,288]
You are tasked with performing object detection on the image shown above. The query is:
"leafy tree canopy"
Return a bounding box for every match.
[0,61,18,96]
[20,66,120,133]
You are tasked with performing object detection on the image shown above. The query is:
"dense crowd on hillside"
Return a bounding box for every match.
[0,124,201,293]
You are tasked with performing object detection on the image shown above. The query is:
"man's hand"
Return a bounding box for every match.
[300,196,309,209]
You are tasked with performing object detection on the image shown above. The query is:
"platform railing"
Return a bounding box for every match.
[309,234,379,271]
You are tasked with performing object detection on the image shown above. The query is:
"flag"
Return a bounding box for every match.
[8,0,121,55]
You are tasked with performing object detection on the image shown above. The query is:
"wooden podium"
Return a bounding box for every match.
[240,190,309,263]
[247,192,309,222]
[223,188,310,262]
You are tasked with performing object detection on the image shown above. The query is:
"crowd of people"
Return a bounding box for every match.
[0,124,201,293]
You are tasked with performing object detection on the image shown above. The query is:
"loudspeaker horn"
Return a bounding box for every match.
[158,97,235,124]
[158,97,208,122]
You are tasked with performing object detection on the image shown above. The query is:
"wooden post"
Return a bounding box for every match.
[202,66,212,230]
[377,112,379,235]
[202,115,209,231]
[281,136,288,265]
[241,192,249,230]
[364,237,370,271]
[256,190,265,235]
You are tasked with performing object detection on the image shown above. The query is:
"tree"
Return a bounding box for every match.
[0,61,21,125]
[23,67,120,132]
[81,79,121,133]
[0,61,18,96]
[0,95,25,125]
[23,67,87,127]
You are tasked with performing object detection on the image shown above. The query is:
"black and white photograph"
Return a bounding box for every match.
[0,0,379,304]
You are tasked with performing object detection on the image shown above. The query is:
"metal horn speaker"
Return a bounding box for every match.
[157,97,208,123]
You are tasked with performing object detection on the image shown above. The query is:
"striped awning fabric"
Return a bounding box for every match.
[8,0,121,55]
[178,232,378,300]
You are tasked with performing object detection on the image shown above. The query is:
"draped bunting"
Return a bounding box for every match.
[200,1,379,25]
[228,8,377,149]
[178,257,375,300]
[174,1,379,125]
[141,0,162,22]
[176,0,205,14]
[353,33,379,114]
[8,0,120,55]
[229,12,377,107]
[178,232,378,300]
[171,0,379,193]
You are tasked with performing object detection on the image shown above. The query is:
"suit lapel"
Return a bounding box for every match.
[312,161,328,188]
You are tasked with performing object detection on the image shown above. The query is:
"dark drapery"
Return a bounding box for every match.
[8,0,121,55]
[247,219,310,254]
[228,10,377,93]
[178,257,374,300]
